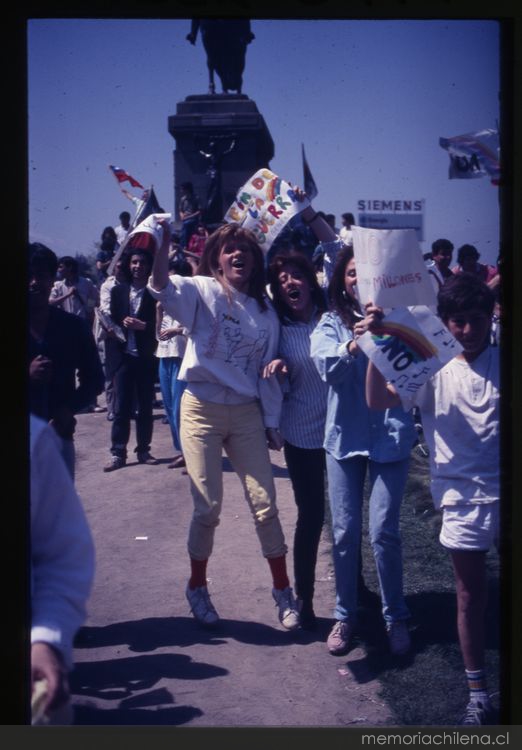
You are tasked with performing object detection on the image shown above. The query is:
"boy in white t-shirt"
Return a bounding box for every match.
[364,273,499,726]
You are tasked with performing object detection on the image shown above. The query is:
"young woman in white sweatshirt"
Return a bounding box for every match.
[148,221,300,631]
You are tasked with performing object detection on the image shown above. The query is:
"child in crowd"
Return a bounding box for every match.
[365,273,500,725]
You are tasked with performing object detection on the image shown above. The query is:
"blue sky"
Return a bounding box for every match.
[28,18,501,266]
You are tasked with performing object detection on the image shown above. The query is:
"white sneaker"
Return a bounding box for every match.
[327,620,353,655]
[185,585,219,626]
[459,699,496,725]
[272,587,300,630]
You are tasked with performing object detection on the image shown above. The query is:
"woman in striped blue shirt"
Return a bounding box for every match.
[264,248,329,629]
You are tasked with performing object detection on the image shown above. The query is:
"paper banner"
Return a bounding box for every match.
[127,212,172,249]
[107,212,171,276]
[357,305,463,408]
[352,226,437,308]
[223,169,310,252]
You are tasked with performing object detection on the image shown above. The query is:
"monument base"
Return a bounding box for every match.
[168,94,275,226]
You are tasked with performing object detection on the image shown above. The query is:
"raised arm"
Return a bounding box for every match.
[298,195,337,243]
[150,221,171,291]
[121,187,140,206]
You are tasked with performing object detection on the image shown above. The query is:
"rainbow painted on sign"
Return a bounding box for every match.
[266,177,282,202]
[372,322,438,362]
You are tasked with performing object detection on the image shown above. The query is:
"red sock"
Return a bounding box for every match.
[267,555,290,590]
[189,558,208,589]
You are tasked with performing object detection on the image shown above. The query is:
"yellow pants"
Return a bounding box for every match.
[180,391,287,560]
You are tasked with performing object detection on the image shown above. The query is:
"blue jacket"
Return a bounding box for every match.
[310,311,416,462]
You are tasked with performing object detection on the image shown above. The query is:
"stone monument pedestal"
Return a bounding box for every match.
[168,94,274,227]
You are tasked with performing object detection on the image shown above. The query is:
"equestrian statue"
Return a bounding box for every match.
[186,19,255,95]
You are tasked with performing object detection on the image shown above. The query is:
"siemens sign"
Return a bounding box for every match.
[357,199,424,241]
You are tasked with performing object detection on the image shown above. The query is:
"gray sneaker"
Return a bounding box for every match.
[186,585,219,626]
[272,587,300,630]
[327,620,352,655]
[386,620,411,656]
[103,455,126,472]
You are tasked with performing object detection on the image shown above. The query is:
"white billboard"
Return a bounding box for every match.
[357,199,424,241]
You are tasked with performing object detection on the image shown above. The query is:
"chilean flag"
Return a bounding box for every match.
[109,165,144,189]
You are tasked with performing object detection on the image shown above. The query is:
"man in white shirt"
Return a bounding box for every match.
[49,256,99,327]
[114,210,132,245]
[339,212,355,246]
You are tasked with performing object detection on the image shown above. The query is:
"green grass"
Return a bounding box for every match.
[348,443,501,725]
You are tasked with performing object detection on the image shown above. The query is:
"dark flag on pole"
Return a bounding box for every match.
[301,143,318,200]
[131,186,164,229]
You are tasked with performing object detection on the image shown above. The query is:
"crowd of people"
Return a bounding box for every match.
[28,192,502,726]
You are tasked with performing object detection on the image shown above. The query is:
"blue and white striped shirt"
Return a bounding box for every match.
[278,313,328,449]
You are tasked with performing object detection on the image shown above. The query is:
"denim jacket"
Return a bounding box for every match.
[310,311,416,462]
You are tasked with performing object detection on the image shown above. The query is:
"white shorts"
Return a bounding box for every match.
[439,502,499,551]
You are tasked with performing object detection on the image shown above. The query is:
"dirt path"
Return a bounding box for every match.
[69,406,395,727]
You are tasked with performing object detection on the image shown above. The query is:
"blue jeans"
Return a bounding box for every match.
[326,453,410,624]
[158,357,187,452]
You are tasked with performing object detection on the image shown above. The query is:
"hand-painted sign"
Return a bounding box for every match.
[352,226,437,308]
[224,169,310,252]
[357,305,463,409]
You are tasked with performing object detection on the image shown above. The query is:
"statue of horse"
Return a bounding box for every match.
[187,19,255,95]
